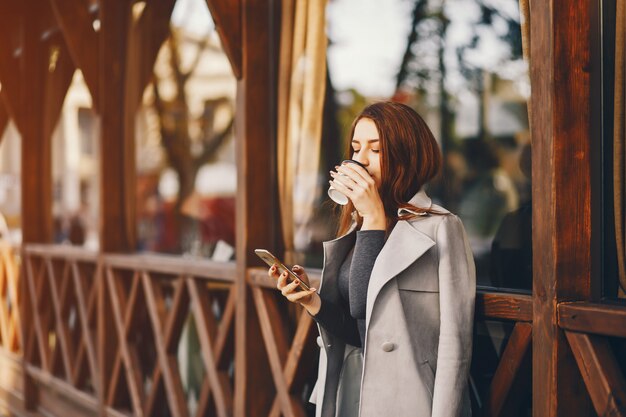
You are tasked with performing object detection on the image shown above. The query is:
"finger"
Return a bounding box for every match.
[276,272,288,290]
[330,170,357,188]
[339,162,373,185]
[334,166,366,188]
[286,288,317,303]
[281,278,301,296]
[329,179,354,198]
[268,264,280,279]
[292,265,307,277]
[280,281,300,297]
[292,265,310,285]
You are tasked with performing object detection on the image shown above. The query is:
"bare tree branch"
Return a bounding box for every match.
[194,117,234,169]
[182,36,210,82]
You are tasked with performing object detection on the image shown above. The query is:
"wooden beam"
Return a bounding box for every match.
[530,0,594,415]
[565,331,626,417]
[48,0,100,106]
[206,0,242,79]
[559,302,626,338]
[234,0,281,415]
[483,322,532,417]
[475,291,533,322]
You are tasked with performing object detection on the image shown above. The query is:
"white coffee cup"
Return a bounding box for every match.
[328,159,367,205]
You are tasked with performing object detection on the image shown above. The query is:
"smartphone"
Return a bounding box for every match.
[254,249,311,291]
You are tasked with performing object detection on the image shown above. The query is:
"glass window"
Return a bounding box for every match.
[135,0,237,260]
[602,0,626,300]
[295,0,532,294]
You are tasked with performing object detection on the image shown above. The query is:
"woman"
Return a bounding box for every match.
[268,101,475,417]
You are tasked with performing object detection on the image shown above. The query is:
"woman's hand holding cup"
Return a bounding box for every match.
[329,161,386,230]
[268,264,321,315]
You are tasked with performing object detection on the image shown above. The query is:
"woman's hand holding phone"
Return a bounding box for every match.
[268,264,321,315]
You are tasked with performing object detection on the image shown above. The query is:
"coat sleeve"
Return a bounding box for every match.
[432,214,476,417]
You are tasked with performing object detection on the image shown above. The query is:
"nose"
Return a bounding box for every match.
[352,155,368,167]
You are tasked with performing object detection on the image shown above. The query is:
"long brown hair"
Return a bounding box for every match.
[337,101,442,236]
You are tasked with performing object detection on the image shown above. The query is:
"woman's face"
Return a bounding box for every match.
[351,118,382,186]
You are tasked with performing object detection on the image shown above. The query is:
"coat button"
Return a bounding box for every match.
[381,342,395,352]
[316,336,324,348]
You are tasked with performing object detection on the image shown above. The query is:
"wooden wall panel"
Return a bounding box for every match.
[530,0,594,415]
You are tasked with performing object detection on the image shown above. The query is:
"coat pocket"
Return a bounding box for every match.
[396,269,439,292]
[395,253,439,292]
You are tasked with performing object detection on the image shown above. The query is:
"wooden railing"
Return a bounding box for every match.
[101,253,236,417]
[22,245,99,397]
[15,244,236,417]
[247,268,320,417]
[3,243,626,417]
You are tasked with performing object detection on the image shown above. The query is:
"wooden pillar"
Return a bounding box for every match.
[99,0,135,253]
[17,0,75,408]
[21,1,52,245]
[98,1,134,415]
[234,0,281,415]
[530,0,595,416]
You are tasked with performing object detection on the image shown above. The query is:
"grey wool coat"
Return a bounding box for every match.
[311,190,476,417]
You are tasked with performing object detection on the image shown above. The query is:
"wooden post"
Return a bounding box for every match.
[234,0,280,415]
[14,0,75,408]
[99,0,135,254]
[98,1,134,416]
[530,0,594,416]
[21,1,52,246]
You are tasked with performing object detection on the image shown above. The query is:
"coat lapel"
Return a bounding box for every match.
[365,219,436,328]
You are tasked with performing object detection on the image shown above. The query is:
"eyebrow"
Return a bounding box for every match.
[351,139,380,143]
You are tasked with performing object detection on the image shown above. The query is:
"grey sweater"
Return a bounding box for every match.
[314,230,386,347]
